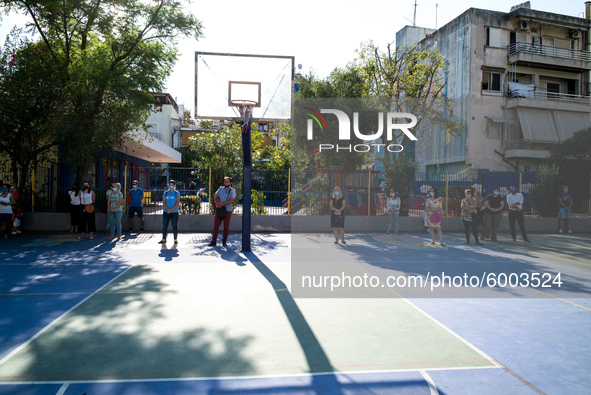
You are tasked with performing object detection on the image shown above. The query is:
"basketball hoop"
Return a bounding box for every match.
[230,99,258,133]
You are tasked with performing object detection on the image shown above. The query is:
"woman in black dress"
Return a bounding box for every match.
[330,186,347,244]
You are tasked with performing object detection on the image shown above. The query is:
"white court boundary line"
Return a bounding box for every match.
[0,365,500,386]
[419,370,439,395]
[0,266,133,367]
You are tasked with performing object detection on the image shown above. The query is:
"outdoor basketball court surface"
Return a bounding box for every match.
[0,231,589,394]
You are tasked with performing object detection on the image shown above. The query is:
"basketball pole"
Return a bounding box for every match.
[241,119,252,252]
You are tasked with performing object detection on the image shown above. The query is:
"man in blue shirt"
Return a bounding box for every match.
[159,180,181,245]
[128,180,144,232]
[558,185,573,234]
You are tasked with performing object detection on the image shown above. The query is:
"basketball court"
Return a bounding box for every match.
[0,230,589,394]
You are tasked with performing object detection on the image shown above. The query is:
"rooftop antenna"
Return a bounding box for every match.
[436,3,438,29]
[413,0,418,26]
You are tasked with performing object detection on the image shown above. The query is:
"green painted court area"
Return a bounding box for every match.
[0,234,494,382]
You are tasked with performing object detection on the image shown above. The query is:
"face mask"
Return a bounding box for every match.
[511,189,516,194]
[10,186,14,190]
[466,194,472,198]
[564,189,568,193]
[169,186,174,190]
[334,191,340,196]
[390,193,395,197]
[133,185,138,189]
[112,187,118,192]
[83,185,89,190]
[493,191,499,195]
[0,188,7,194]
[428,192,433,197]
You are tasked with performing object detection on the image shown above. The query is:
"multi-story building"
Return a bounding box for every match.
[397,2,591,173]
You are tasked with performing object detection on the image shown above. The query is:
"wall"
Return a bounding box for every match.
[23,213,591,233]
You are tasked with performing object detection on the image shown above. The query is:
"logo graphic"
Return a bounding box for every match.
[304,108,418,153]
[303,107,329,132]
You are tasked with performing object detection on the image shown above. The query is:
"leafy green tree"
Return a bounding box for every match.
[0,0,203,172]
[355,41,463,163]
[0,32,65,186]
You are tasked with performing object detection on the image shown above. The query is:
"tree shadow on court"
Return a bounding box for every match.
[292,232,591,299]
[243,251,344,395]
[0,265,255,382]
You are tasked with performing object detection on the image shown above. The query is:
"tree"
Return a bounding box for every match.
[530,128,591,216]
[355,41,463,163]
[0,0,203,172]
[0,32,65,186]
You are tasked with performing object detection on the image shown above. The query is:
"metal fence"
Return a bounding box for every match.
[2,164,589,218]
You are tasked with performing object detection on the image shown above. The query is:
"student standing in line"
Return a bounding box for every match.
[128,180,145,232]
[330,186,347,244]
[461,189,483,245]
[68,183,81,233]
[208,177,237,247]
[558,185,573,234]
[78,181,96,240]
[0,183,16,240]
[385,189,401,235]
[481,187,504,241]
[107,182,124,241]
[159,180,181,245]
[506,185,529,242]
[424,187,445,246]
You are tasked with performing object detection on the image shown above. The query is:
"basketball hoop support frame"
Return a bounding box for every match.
[231,99,257,252]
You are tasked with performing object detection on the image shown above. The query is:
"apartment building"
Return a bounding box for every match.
[397,2,591,173]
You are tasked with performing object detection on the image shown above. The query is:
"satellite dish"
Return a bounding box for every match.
[298,64,302,70]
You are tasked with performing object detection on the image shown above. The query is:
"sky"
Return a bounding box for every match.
[0,0,587,115]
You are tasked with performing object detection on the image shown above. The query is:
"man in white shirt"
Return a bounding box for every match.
[506,186,529,242]
[385,189,401,235]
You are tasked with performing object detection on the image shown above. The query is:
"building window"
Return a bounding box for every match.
[486,27,503,48]
[482,71,502,91]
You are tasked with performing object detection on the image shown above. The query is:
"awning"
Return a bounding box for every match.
[119,131,182,163]
[516,108,590,143]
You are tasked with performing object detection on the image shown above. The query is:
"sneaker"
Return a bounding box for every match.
[158,239,166,244]
[174,239,178,245]
[129,228,134,232]
[558,229,563,234]
[476,242,484,245]
[11,231,17,235]
[395,232,399,236]
[386,230,390,234]
[140,228,144,231]
[523,239,530,242]
[222,241,227,247]
[207,241,216,247]
[480,237,488,240]
[567,229,572,234]
[16,231,21,234]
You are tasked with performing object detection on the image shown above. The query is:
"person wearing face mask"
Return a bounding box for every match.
[330,186,347,244]
[68,183,81,233]
[385,189,401,235]
[107,182,124,240]
[424,188,445,246]
[78,181,96,240]
[558,185,573,234]
[208,177,236,247]
[159,180,181,245]
[481,187,504,241]
[128,180,145,232]
[506,185,529,242]
[9,184,22,235]
[461,189,483,245]
[0,183,16,240]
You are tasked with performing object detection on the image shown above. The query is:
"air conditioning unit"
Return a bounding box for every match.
[570,30,580,39]
[519,21,529,30]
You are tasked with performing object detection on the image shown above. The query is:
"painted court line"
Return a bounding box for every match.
[0,266,133,367]
[402,298,499,368]
[56,382,69,395]
[419,370,439,395]
[0,366,501,386]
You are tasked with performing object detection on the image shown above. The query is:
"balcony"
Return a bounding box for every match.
[503,140,552,159]
[508,42,591,72]
[506,88,591,112]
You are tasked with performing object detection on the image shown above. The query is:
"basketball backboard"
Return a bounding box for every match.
[195,52,294,122]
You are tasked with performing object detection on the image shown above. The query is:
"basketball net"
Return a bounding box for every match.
[230,100,257,133]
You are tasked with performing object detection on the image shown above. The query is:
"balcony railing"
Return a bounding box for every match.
[504,139,555,151]
[508,42,591,62]
[506,89,591,105]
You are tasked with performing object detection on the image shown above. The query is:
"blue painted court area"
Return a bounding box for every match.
[0,231,589,394]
